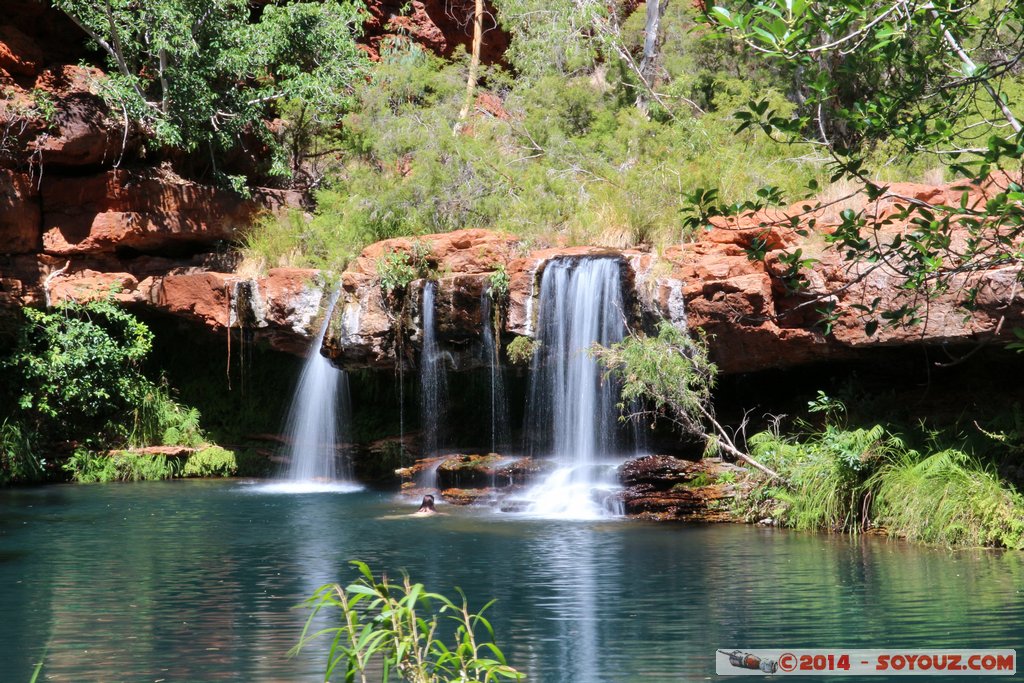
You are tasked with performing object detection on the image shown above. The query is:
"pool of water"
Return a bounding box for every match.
[2,480,1022,681]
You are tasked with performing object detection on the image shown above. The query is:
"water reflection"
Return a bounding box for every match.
[1,483,1023,682]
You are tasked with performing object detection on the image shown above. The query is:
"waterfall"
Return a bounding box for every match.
[519,257,634,518]
[277,289,359,491]
[419,281,448,459]
[481,292,511,454]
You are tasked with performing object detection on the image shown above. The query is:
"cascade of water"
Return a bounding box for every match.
[518,257,634,518]
[480,292,511,454]
[419,281,447,459]
[280,289,356,486]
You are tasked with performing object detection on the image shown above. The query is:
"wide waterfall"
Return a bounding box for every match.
[276,289,359,491]
[481,292,511,453]
[520,256,634,518]
[419,281,448,459]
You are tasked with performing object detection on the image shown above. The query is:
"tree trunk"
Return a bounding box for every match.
[636,0,669,113]
[455,0,485,132]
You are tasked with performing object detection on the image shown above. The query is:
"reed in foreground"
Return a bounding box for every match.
[293,561,523,683]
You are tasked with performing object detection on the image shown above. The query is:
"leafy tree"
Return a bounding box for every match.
[51,0,367,188]
[9,298,153,436]
[593,322,781,478]
[704,1,1024,336]
[5,299,202,451]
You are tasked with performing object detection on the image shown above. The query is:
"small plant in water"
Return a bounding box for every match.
[294,561,523,683]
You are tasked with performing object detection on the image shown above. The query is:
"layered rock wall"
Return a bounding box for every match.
[2,1,1020,374]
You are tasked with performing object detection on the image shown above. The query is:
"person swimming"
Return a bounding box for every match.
[415,494,437,515]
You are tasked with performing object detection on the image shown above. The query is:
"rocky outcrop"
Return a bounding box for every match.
[659,175,1024,372]
[617,455,746,521]
[0,1,317,352]
[40,168,300,256]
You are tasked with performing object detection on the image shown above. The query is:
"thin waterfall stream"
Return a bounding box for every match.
[418,281,448,490]
[481,292,510,454]
[271,289,360,492]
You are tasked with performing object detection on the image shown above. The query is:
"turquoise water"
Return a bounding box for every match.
[2,481,1023,681]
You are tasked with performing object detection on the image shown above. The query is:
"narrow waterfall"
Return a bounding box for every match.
[419,281,447,459]
[278,289,358,489]
[481,292,511,453]
[520,257,633,518]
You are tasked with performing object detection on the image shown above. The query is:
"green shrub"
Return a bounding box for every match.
[744,420,1024,549]
[8,299,154,440]
[869,449,1024,549]
[64,448,181,483]
[3,299,209,471]
[747,425,903,533]
[377,251,420,295]
[295,561,522,682]
[488,265,511,301]
[182,446,238,478]
[130,380,204,448]
[0,419,44,485]
[506,336,539,366]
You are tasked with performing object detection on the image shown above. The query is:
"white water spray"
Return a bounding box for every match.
[518,257,635,519]
[278,289,360,491]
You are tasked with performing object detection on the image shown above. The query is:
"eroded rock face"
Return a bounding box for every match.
[658,174,1024,373]
[0,170,41,255]
[41,169,300,256]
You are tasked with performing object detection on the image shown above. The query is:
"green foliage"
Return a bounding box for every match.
[677,471,715,488]
[748,424,901,532]
[130,380,204,448]
[51,0,367,186]
[294,561,522,682]
[241,208,367,271]
[377,251,420,296]
[0,419,43,485]
[251,10,822,264]
[505,336,538,366]
[487,266,510,301]
[717,470,737,484]
[64,448,181,483]
[2,299,212,472]
[708,1,1024,337]
[869,448,1024,549]
[8,299,154,440]
[29,89,58,129]
[182,446,237,478]
[744,417,1024,548]
[592,322,716,437]
[493,0,609,79]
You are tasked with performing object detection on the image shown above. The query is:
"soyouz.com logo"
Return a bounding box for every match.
[716,649,1016,676]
